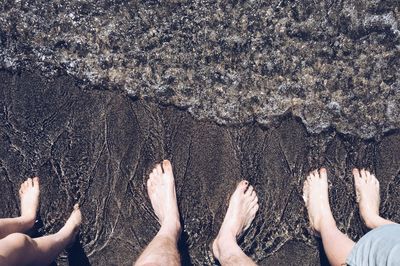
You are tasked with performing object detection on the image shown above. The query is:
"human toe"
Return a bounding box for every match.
[360,169,368,181]
[367,171,375,184]
[252,203,259,212]
[21,180,28,191]
[71,204,82,225]
[303,181,309,201]
[353,168,361,182]
[250,195,258,206]
[313,169,319,178]
[147,178,152,187]
[250,203,259,216]
[245,185,254,197]
[319,168,327,180]
[149,171,156,180]
[162,160,173,174]
[33,177,39,189]
[306,175,312,183]
[27,178,33,187]
[19,182,25,193]
[250,190,256,199]
[237,180,249,192]
[372,175,379,185]
[369,174,379,187]
[155,163,162,174]
[308,171,315,180]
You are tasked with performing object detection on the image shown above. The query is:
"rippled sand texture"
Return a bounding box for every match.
[1,71,399,265]
[0,1,399,138]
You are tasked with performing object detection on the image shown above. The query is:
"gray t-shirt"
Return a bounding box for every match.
[347,224,400,266]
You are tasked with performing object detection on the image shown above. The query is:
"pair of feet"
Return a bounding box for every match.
[14,177,81,244]
[303,168,386,234]
[147,160,259,261]
[148,161,388,260]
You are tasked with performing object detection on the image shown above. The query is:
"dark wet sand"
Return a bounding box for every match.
[0,70,399,265]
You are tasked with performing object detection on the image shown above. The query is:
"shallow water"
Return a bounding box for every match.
[0,1,400,265]
[1,0,399,139]
[1,71,400,266]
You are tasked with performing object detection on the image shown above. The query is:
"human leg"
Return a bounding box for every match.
[212,180,259,266]
[0,204,82,266]
[353,168,397,229]
[303,168,355,266]
[135,160,181,266]
[0,177,40,239]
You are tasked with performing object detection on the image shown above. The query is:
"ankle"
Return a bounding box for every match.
[318,217,337,233]
[56,225,78,247]
[363,215,392,229]
[362,214,379,229]
[213,233,239,261]
[158,220,181,240]
[18,215,35,230]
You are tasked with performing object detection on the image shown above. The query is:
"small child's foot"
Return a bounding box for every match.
[303,168,336,234]
[353,168,383,229]
[19,177,40,228]
[212,180,259,261]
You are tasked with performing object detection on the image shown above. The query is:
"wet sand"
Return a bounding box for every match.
[0,70,399,265]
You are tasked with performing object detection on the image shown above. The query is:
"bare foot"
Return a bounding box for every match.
[59,204,82,246]
[212,180,259,261]
[19,177,40,227]
[147,160,181,237]
[303,168,336,234]
[352,168,394,229]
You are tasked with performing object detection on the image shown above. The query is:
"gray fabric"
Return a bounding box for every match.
[346,224,400,266]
